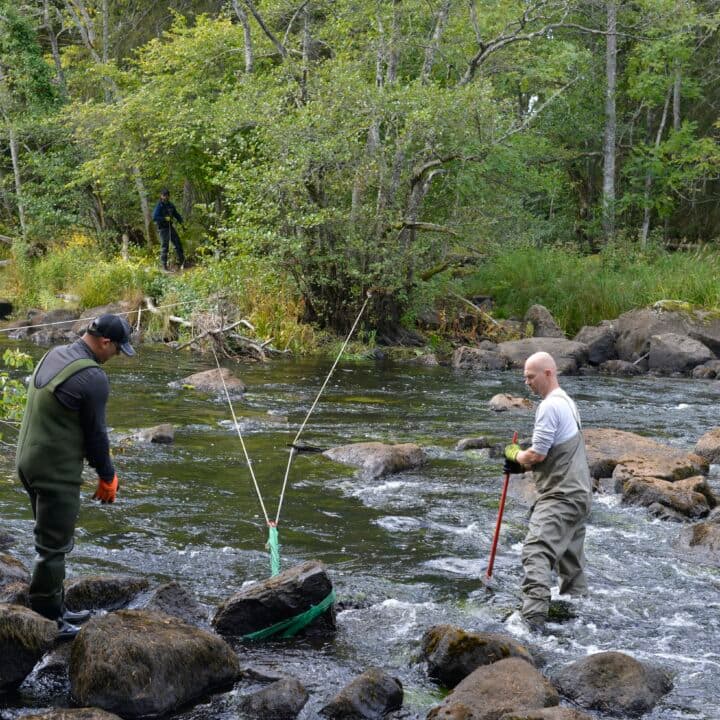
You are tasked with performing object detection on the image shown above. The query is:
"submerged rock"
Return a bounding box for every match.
[238,676,309,719]
[20,710,123,720]
[420,624,533,688]
[70,609,239,718]
[488,393,534,413]
[180,367,246,394]
[320,667,403,719]
[599,359,644,376]
[455,437,492,451]
[64,574,150,611]
[427,656,558,719]
[135,423,174,444]
[552,651,672,717]
[323,441,426,479]
[0,604,57,691]
[212,560,336,639]
[616,473,715,520]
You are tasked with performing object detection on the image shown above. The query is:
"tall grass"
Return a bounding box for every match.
[463,244,720,335]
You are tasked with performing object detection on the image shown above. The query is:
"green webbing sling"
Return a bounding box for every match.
[267,524,280,577]
[241,589,336,641]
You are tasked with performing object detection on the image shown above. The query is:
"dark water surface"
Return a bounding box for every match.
[1,340,719,719]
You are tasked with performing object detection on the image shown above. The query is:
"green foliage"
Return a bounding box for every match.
[0,349,33,442]
[465,242,720,334]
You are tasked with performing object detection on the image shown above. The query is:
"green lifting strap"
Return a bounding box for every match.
[267,524,280,577]
[241,589,336,642]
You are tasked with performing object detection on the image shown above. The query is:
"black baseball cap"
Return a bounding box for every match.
[87,314,136,356]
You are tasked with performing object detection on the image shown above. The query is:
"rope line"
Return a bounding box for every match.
[210,344,271,526]
[0,299,199,335]
[275,293,371,524]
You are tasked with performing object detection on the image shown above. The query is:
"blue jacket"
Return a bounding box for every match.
[152,199,183,229]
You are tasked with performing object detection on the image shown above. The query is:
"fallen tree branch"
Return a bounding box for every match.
[175,319,250,351]
[143,296,193,327]
[449,290,500,326]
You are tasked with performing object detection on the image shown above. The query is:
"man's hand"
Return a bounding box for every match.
[164,215,171,222]
[504,443,521,462]
[92,473,118,503]
[503,458,524,475]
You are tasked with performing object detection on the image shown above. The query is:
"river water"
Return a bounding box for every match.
[1,340,719,719]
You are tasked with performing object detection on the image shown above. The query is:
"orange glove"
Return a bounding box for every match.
[93,473,118,503]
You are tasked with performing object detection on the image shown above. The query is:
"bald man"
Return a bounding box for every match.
[504,351,592,631]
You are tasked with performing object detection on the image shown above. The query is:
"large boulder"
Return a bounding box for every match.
[497,338,588,375]
[212,561,336,639]
[420,624,533,688]
[427,657,558,720]
[524,305,564,338]
[452,345,508,372]
[647,333,715,374]
[10,309,80,344]
[615,306,720,362]
[320,667,403,719]
[679,514,720,563]
[615,473,715,519]
[583,428,707,482]
[181,367,246,394]
[552,651,672,717]
[323,442,426,479]
[694,428,720,464]
[70,609,240,718]
[574,321,617,365]
[64,575,149,611]
[691,359,720,379]
[488,394,534,413]
[239,677,309,719]
[71,303,138,334]
[0,604,57,690]
[0,552,30,590]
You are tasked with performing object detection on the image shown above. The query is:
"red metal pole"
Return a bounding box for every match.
[485,431,518,580]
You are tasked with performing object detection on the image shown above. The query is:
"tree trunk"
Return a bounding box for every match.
[231,0,254,73]
[7,125,27,240]
[43,0,68,99]
[420,0,451,84]
[673,67,681,131]
[386,0,401,85]
[640,88,671,248]
[133,167,152,244]
[602,0,617,241]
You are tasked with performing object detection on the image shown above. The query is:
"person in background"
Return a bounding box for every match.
[503,351,593,632]
[152,188,185,271]
[15,314,134,639]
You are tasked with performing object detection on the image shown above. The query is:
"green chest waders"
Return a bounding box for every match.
[16,356,99,620]
[520,431,593,621]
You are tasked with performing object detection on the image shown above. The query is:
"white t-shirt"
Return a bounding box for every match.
[530,388,581,456]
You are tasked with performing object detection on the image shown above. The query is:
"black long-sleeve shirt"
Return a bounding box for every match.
[35,339,115,481]
[152,199,183,229]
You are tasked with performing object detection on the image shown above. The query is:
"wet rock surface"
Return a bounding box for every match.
[427,656,559,720]
[64,574,150,611]
[238,676,309,719]
[0,604,57,690]
[212,561,336,639]
[320,667,403,719]
[323,441,426,479]
[421,624,534,688]
[552,651,672,717]
[180,367,246,394]
[70,609,240,718]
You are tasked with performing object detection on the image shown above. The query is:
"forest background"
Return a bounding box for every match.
[1,0,720,352]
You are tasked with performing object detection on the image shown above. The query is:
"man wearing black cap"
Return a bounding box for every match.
[152,188,185,271]
[16,313,135,640]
